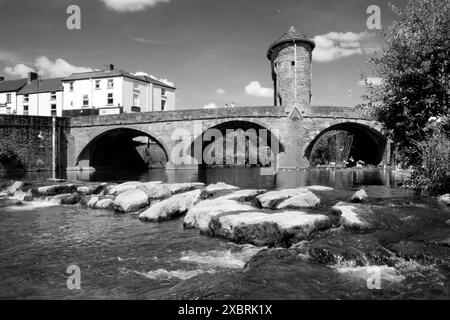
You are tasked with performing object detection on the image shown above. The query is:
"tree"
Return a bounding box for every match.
[363,0,450,166]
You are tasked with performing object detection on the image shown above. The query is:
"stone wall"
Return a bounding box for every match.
[0,115,69,173]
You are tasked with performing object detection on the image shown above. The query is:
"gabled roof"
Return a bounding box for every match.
[18,78,64,95]
[267,26,315,59]
[63,69,176,89]
[0,78,28,93]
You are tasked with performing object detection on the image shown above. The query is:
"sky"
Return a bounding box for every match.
[0,0,409,109]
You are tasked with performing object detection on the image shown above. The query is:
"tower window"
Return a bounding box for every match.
[291,61,296,66]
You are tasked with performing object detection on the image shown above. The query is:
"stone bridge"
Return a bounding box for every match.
[67,106,389,171]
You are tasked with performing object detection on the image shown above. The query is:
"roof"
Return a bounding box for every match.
[63,69,176,89]
[0,78,28,93]
[18,78,64,95]
[267,26,315,59]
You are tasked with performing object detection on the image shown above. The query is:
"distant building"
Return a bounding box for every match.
[0,76,28,114]
[61,64,176,117]
[17,76,64,117]
[0,64,176,117]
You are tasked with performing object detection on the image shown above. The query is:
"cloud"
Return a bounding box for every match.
[359,77,383,86]
[4,56,92,78]
[100,0,170,12]
[131,36,164,45]
[134,71,175,87]
[312,32,377,62]
[204,103,218,109]
[216,88,226,95]
[4,64,35,78]
[244,81,274,98]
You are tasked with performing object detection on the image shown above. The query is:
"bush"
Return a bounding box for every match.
[408,116,450,195]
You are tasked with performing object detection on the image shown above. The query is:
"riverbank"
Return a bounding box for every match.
[1,174,449,299]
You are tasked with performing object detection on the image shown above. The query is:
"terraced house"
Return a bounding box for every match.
[0,76,28,115]
[0,65,176,117]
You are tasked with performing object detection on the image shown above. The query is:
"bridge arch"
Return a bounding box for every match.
[304,121,387,166]
[76,127,170,170]
[189,120,285,168]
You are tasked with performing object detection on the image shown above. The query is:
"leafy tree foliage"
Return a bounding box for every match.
[363,0,450,166]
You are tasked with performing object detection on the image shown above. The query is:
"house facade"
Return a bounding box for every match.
[61,66,176,116]
[16,77,64,117]
[0,66,176,117]
[0,77,28,114]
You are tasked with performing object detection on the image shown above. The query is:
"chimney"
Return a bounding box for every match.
[0,76,4,82]
[108,64,114,71]
[28,72,39,83]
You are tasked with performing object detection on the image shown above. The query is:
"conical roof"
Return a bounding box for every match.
[267,26,315,59]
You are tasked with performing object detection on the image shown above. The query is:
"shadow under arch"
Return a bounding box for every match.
[304,122,387,166]
[188,120,286,168]
[76,128,169,170]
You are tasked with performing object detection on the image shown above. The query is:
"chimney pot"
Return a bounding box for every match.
[28,72,39,83]
[0,76,4,82]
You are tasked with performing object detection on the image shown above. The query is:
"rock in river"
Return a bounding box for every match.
[107,182,143,196]
[332,201,373,229]
[256,187,310,209]
[184,199,255,232]
[212,211,331,247]
[49,193,81,205]
[350,189,368,203]
[216,189,266,205]
[113,189,149,213]
[31,184,77,197]
[276,190,320,209]
[166,183,205,195]
[438,194,450,206]
[139,189,203,222]
[307,185,334,192]
[202,182,239,198]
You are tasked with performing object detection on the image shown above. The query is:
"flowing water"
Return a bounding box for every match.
[0,168,449,300]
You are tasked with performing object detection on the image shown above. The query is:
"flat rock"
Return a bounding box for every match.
[140,189,203,222]
[256,187,310,209]
[184,199,255,232]
[49,193,81,205]
[77,183,107,195]
[332,201,373,229]
[113,189,149,213]
[94,198,115,210]
[307,185,334,192]
[350,189,368,203]
[139,183,172,199]
[216,189,266,205]
[166,183,205,195]
[213,211,331,247]
[31,184,77,197]
[202,182,239,198]
[438,194,450,206]
[276,190,320,209]
[7,181,24,195]
[107,182,143,196]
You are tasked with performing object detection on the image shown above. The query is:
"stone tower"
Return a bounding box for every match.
[267,26,315,116]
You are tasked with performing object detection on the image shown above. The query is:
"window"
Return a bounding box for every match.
[95,80,101,90]
[50,92,56,101]
[51,104,57,116]
[161,100,166,111]
[83,95,89,107]
[23,94,29,103]
[69,82,74,91]
[291,61,296,66]
[107,93,114,105]
[161,88,166,97]
[133,93,139,106]
[133,82,140,92]
[6,94,11,103]
[23,105,29,115]
[107,79,114,89]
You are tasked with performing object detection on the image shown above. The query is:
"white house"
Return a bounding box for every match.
[61,65,176,116]
[0,77,28,114]
[16,77,64,117]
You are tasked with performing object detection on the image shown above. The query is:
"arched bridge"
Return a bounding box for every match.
[67,106,390,171]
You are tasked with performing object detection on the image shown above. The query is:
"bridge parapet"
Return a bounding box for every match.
[69,106,286,128]
[307,106,371,120]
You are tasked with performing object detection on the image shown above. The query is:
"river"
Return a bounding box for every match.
[0,168,449,300]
